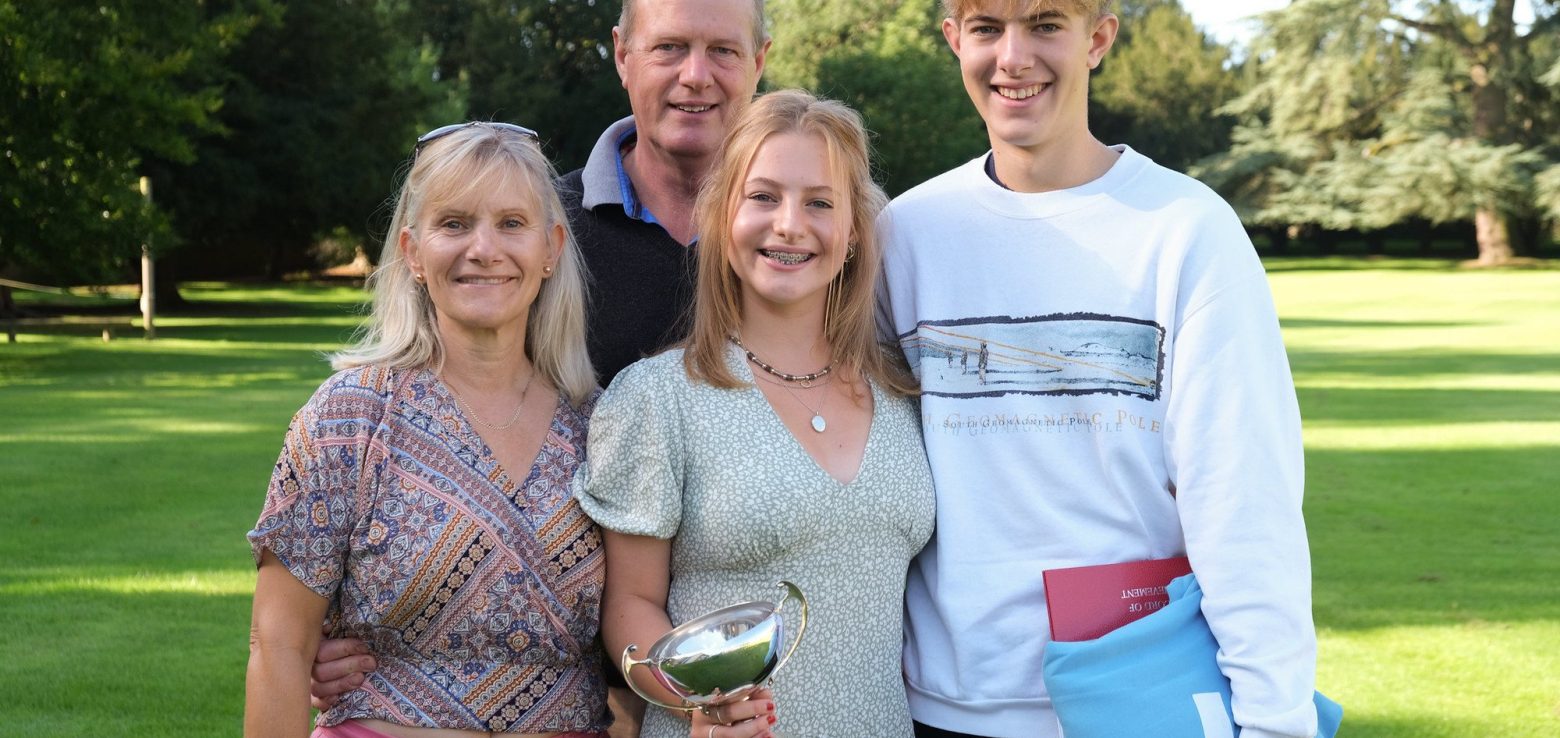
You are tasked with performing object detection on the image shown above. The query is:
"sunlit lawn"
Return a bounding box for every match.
[1266,260,1560,737]
[0,283,362,735]
[1,266,1558,736]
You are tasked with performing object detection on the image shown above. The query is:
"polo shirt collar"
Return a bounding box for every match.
[580,116,658,225]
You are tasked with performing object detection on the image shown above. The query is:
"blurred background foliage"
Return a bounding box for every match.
[2,0,1556,292]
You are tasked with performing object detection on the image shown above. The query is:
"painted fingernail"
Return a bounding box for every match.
[766,702,775,712]
[767,714,776,725]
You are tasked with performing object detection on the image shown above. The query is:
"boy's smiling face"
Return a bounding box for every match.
[942,1,1117,156]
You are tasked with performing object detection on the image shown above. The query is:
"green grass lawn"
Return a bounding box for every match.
[2,266,1558,736]
[0,283,363,735]
[1266,261,1560,737]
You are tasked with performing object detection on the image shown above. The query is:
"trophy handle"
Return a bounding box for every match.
[621,643,697,713]
[768,580,809,680]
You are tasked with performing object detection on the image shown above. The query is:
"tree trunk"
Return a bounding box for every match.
[1474,208,1515,265]
[1464,0,1516,266]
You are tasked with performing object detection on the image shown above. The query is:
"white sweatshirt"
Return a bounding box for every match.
[880,147,1318,738]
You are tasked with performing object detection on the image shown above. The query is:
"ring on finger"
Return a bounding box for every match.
[707,725,718,738]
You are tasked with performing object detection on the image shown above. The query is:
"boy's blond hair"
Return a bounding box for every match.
[941,0,1111,22]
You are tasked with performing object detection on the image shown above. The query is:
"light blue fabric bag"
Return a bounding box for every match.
[1042,573,1342,738]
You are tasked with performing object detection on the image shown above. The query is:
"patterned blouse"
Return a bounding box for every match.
[575,347,936,738]
[249,365,610,734]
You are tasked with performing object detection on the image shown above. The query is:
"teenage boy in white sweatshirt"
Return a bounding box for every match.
[879,2,1321,737]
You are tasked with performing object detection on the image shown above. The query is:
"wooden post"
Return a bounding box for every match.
[2,284,15,343]
[139,176,155,340]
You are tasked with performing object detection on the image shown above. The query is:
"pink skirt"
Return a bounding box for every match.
[312,721,606,738]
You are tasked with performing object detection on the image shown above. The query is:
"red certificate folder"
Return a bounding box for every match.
[1043,556,1192,642]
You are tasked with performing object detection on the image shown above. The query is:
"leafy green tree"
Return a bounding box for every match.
[147,0,457,281]
[0,1,267,284]
[768,0,1244,191]
[768,0,986,195]
[410,0,624,172]
[1196,0,1558,263]
[1527,33,1560,235]
[1091,0,1243,173]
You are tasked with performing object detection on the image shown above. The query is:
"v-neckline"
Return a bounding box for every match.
[731,347,879,487]
[427,369,559,493]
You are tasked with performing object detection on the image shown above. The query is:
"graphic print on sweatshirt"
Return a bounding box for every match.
[900,313,1165,399]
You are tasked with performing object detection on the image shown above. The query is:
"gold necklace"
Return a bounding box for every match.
[445,370,535,431]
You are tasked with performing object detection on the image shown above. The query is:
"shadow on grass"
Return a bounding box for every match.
[9,319,357,345]
[155,320,359,345]
[2,343,334,388]
[1297,386,1560,422]
[1262,257,1468,273]
[8,281,366,326]
[1289,349,1560,378]
[1263,256,1559,273]
[1306,445,1560,631]
[1281,318,1480,330]
[173,298,366,319]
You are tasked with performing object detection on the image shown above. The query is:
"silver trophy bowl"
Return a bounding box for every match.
[622,580,809,711]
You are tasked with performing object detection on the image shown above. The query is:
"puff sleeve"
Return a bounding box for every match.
[573,358,687,540]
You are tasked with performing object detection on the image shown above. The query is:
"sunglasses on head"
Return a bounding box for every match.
[413,121,538,160]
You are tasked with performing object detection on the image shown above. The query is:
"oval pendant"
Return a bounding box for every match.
[810,414,827,433]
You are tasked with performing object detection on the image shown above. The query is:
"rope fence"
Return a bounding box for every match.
[0,277,71,295]
[1,277,83,343]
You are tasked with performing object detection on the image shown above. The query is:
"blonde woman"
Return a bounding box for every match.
[577,90,936,738]
[246,123,610,738]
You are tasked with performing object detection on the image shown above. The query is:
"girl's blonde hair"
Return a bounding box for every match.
[683,89,915,396]
[332,124,595,405]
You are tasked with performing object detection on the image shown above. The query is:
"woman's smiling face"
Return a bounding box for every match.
[727,131,852,315]
[400,179,563,341]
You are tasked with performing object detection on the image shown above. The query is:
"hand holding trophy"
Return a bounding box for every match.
[621,581,809,736]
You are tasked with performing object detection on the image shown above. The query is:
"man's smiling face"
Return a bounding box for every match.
[614,0,769,166]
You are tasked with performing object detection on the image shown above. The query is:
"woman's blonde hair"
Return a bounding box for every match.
[332,124,595,405]
[683,89,915,396]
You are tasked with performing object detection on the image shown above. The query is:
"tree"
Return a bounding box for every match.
[147,1,455,281]
[1526,30,1560,234]
[768,0,1246,192]
[1091,0,1243,173]
[0,1,267,285]
[1196,0,1558,264]
[768,0,987,195]
[410,0,624,172]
